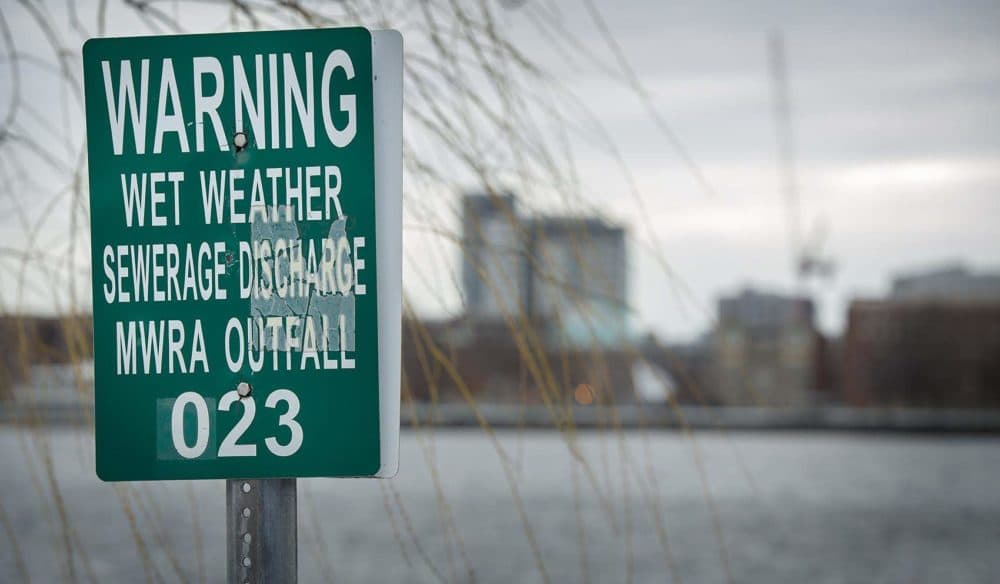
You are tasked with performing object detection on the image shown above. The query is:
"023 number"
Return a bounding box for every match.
[170,388,302,459]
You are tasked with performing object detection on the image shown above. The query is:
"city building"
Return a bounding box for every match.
[842,265,1000,408]
[530,216,628,349]
[400,316,634,406]
[460,193,531,319]
[711,288,821,407]
[400,192,632,406]
[891,264,1000,303]
[461,192,628,350]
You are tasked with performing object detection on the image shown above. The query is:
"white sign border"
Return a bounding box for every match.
[373,29,403,478]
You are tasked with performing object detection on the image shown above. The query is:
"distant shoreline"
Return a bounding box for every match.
[4,402,1000,433]
[408,403,1000,433]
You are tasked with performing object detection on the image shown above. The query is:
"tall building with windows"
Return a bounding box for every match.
[460,192,628,349]
[530,216,627,348]
[460,193,531,319]
[711,289,820,407]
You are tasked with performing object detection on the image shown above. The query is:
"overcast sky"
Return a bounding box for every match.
[2,0,998,341]
[503,0,1000,339]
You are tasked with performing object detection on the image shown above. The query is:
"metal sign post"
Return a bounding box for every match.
[83,24,402,584]
[227,479,297,583]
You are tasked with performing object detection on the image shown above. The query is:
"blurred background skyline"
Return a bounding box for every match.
[428,0,1000,340]
[1,0,999,342]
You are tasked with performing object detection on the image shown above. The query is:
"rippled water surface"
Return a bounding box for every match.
[2,428,998,583]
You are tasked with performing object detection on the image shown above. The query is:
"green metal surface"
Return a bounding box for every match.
[84,27,380,480]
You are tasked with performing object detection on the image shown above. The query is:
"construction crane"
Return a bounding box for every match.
[767,31,835,287]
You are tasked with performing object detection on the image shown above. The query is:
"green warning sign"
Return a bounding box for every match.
[84,27,402,481]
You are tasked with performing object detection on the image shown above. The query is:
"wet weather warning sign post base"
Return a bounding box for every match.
[84,24,402,584]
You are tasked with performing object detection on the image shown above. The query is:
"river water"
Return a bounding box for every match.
[1,428,998,583]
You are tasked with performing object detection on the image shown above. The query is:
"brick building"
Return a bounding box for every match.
[842,301,1000,408]
[842,265,1000,408]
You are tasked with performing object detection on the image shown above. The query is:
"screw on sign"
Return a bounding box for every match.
[237,381,252,398]
[233,132,249,151]
[82,27,403,583]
